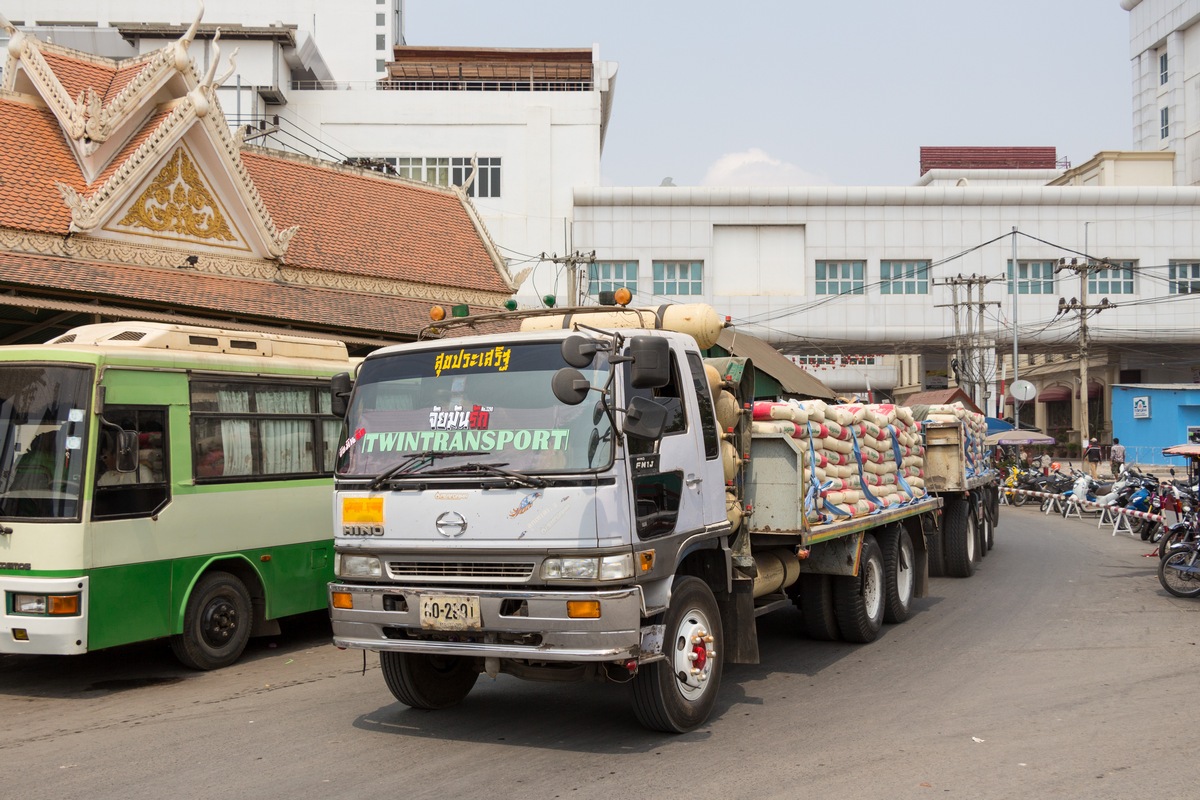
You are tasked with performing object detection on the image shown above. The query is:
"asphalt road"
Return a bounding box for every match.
[2,505,1197,800]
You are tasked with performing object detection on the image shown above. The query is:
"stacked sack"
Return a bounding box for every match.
[921,402,988,477]
[750,399,927,524]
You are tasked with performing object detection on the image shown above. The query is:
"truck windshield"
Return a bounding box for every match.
[0,364,92,520]
[337,341,613,478]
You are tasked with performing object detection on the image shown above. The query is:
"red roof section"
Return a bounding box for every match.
[919,147,1057,176]
[0,251,449,338]
[904,387,983,415]
[241,150,509,293]
[0,99,85,233]
[39,49,154,108]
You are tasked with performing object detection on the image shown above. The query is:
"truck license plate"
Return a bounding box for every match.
[419,595,481,631]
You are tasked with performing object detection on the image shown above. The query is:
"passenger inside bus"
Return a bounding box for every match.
[10,430,59,491]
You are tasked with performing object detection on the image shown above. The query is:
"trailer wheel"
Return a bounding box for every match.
[879,525,915,624]
[632,576,723,733]
[170,571,252,670]
[794,574,839,640]
[974,495,988,560]
[380,651,479,710]
[985,485,999,550]
[832,534,885,643]
[943,495,977,578]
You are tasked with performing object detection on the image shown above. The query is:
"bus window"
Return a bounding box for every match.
[92,407,169,520]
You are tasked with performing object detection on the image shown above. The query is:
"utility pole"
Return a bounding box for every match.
[935,274,1002,412]
[538,250,596,306]
[1055,258,1113,448]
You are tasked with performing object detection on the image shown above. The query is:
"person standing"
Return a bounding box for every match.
[1109,438,1126,478]
[1084,437,1102,479]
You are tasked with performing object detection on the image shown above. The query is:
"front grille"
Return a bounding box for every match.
[386,561,536,581]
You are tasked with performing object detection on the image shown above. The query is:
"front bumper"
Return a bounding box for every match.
[0,575,88,655]
[329,582,644,661]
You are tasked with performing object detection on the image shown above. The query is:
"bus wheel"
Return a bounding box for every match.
[832,534,885,643]
[632,576,723,733]
[170,571,252,670]
[380,651,479,709]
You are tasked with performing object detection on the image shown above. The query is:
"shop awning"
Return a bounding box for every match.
[1076,380,1103,400]
[1038,385,1071,403]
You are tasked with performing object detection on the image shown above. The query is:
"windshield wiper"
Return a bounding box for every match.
[417,461,546,488]
[368,450,489,490]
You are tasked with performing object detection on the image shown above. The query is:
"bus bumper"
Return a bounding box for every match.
[0,575,88,655]
[329,582,644,661]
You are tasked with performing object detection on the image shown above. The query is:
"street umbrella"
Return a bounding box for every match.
[985,416,1014,436]
[984,429,1056,446]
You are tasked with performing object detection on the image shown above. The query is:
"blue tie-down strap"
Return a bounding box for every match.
[886,425,914,504]
[803,426,825,521]
[849,430,883,514]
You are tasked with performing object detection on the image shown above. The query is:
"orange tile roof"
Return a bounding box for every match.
[0,251,461,338]
[38,49,154,109]
[89,107,174,191]
[241,151,510,294]
[0,99,85,233]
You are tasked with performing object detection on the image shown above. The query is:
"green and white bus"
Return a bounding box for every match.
[0,321,350,669]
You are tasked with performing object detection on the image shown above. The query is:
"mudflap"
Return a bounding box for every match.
[718,570,759,665]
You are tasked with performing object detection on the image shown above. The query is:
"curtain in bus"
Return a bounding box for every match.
[217,389,253,476]
[318,392,340,472]
[258,388,314,474]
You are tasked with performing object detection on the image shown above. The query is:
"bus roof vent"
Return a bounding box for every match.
[47,321,349,362]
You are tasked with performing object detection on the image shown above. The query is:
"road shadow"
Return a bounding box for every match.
[0,610,332,699]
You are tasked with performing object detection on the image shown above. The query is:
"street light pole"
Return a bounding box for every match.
[1011,227,1019,427]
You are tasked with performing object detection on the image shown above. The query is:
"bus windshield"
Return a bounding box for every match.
[0,364,92,519]
[337,341,613,478]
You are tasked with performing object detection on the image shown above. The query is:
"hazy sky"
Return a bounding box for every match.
[405,0,1132,187]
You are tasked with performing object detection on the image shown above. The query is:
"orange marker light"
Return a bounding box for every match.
[567,600,601,619]
[48,595,79,615]
[331,592,354,610]
[614,286,633,306]
[430,305,447,321]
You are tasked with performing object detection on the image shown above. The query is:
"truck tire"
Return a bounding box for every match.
[632,576,723,733]
[985,486,999,549]
[943,495,977,578]
[170,571,252,670]
[832,534,885,643]
[380,652,479,710]
[795,574,839,640]
[974,494,988,559]
[879,525,915,624]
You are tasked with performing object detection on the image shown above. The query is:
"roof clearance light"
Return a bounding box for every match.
[597,290,616,306]
[504,299,518,311]
[451,304,470,318]
[542,295,557,308]
[430,305,446,321]
[614,286,633,306]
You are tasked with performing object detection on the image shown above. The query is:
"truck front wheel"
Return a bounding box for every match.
[632,576,723,733]
[380,652,479,710]
[832,534,885,643]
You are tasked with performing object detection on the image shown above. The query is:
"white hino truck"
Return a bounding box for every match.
[326,302,993,732]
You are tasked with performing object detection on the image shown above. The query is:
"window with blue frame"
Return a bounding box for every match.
[815,260,864,295]
[1088,261,1135,295]
[1169,261,1200,294]
[1007,260,1055,295]
[652,261,703,296]
[879,260,929,295]
[588,261,639,295]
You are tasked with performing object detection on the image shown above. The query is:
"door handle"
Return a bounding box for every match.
[685,474,702,488]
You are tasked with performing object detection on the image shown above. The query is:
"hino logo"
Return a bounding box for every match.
[342,524,385,537]
[436,511,468,538]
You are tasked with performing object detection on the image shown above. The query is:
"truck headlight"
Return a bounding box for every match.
[542,554,633,581]
[336,553,382,578]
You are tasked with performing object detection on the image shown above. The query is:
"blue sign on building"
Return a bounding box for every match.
[1112,385,1200,465]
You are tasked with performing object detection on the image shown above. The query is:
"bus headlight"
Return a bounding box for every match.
[12,593,80,615]
[336,553,382,578]
[542,554,633,581]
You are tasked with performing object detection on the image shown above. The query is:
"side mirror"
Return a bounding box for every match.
[330,372,353,418]
[115,430,139,472]
[628,336,670,389]
[551,368,592,406]
[561,335,600,368]
[623,396,668,440]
